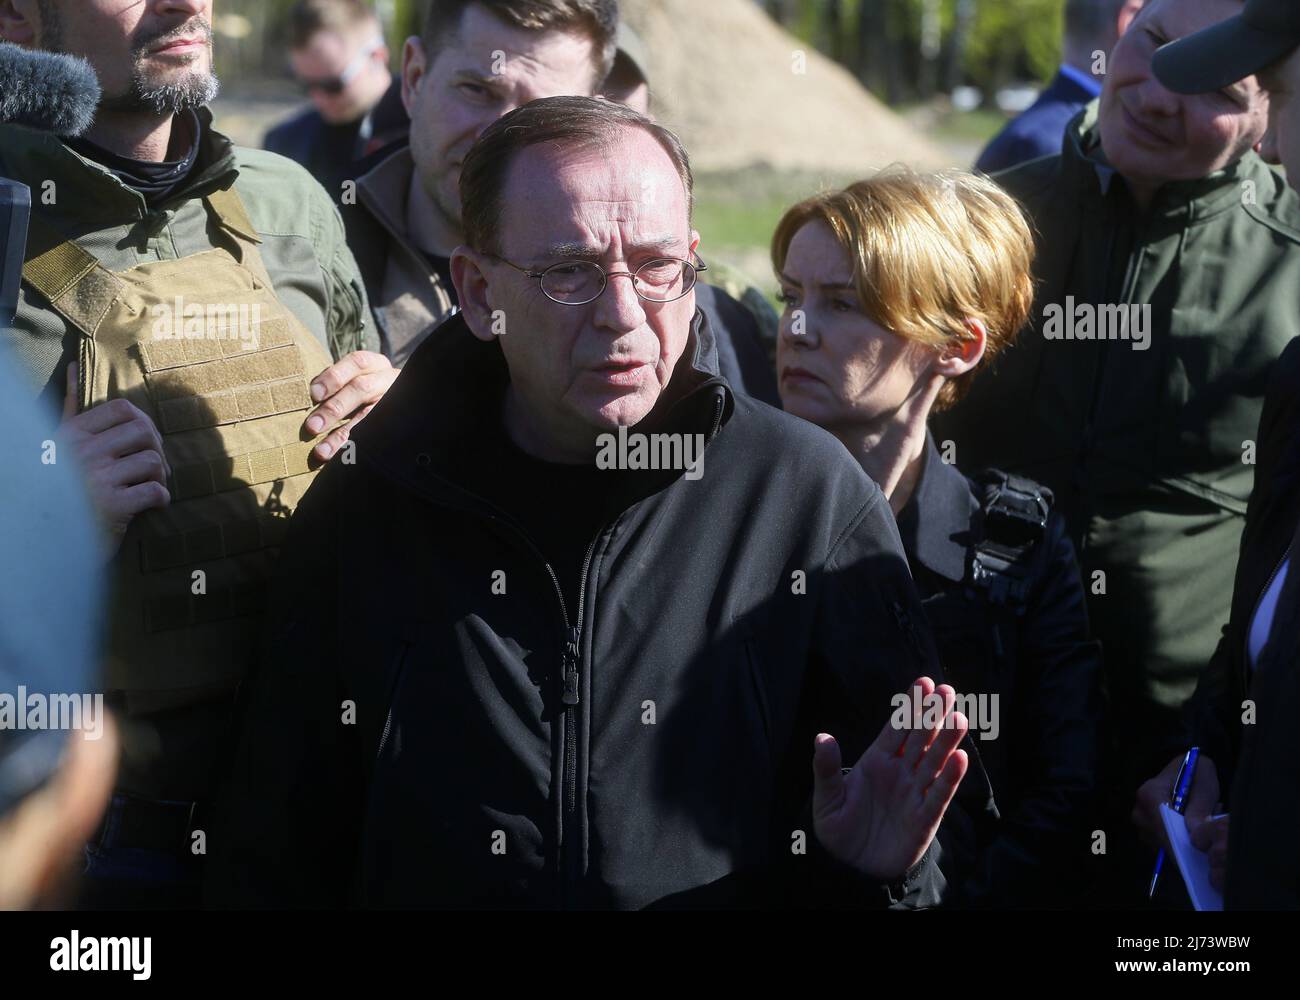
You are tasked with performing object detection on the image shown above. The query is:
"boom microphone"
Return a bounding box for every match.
[0,41,101,136]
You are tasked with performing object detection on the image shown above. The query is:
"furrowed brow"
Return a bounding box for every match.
[629,236,686,257]
[539,237,687,263]
[452,67,500,88]
[541,243,604,262]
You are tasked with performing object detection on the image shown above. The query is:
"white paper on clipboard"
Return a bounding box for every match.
[1159,804,1225,911]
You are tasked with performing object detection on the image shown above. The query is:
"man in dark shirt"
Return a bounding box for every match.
[263,0,409,198]
[210,97,973,909]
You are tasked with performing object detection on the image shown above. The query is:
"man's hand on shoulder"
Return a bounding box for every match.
[812,676,969,881]
[59,364,170,551]
[303,351,399,462]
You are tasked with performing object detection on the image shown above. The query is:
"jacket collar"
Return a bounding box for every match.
[353,306,735,503]
[0,106,238,225]
[356,144,426,260]
[1063,99,1262,223]
[1055,64,1102,100]
[894,431,975,584]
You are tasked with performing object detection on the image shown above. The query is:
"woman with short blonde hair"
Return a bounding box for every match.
[772,168,1104,908]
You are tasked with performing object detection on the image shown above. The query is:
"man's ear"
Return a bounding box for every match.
[933,317,987,379]
[689,230,701,256]
[0,1,40,47]
[451,248,500,344]
[401,35,427,113]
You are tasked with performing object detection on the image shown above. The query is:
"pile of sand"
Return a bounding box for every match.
[622,0,952,174]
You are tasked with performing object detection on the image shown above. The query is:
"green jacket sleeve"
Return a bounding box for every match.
[311,186,379,359]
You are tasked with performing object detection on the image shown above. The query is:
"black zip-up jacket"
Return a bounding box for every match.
[207,311,970,909]
[1188,337,1300,909]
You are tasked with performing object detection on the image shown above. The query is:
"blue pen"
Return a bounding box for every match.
[1149,746,1199,899]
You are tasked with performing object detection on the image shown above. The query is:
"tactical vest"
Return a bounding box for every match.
[23,186,334,714]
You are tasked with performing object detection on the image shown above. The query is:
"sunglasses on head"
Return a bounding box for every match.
[298,36,383,96]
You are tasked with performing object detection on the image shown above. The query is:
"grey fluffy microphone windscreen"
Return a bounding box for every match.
[0,43,101,326]
[0,41,101,136]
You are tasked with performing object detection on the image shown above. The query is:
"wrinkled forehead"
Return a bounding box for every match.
[497,131,692,258]
[431,6,600,91]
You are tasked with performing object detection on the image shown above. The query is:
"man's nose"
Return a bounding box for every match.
[592,271,647,334]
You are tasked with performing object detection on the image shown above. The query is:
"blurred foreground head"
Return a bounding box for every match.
[0,346,114,909]
[287,0,392,125]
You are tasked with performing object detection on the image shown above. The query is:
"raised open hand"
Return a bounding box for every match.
[812,676,969,880]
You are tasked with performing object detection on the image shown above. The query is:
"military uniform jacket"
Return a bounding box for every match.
[934,101,1300,779]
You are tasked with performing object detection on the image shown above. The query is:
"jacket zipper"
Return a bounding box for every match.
[376,706,395,760]
[891,600,924,667]
[375,640,413,761]
[385,385,726,906]
[558,534,602,906]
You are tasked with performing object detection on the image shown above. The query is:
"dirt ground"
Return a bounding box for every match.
[621,0,954,174]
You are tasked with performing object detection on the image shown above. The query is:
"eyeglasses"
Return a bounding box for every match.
[298,37,383,96]
[485,253,708,305]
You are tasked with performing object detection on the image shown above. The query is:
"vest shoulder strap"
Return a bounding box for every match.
[968,468,1053,613]
[204,184,263,246]
[21,212,124,336]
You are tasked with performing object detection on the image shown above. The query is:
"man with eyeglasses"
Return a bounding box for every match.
[209,96,982,909]
[264,0,409,196]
